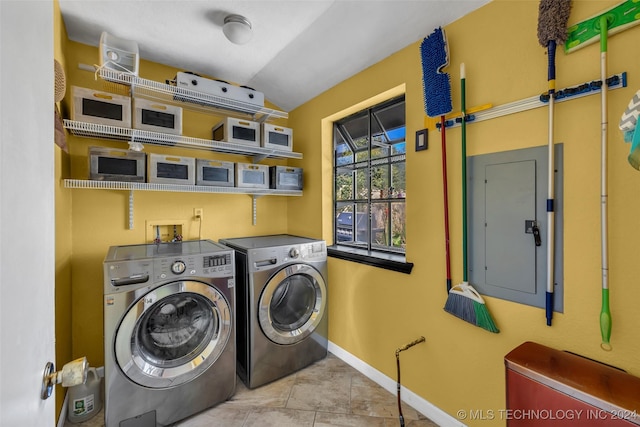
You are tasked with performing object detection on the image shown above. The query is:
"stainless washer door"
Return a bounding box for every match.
[115,280,231,388]
[258,264,326,345]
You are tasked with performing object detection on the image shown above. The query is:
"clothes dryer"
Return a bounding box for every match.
[103,240,235,427]
[219,235,328,389]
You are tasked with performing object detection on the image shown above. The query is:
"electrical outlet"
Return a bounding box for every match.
[194,208,204,219]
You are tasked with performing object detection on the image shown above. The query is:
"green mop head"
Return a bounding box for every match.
[565,0,640,53]
[537,0,572,47]
[444,282,499,333]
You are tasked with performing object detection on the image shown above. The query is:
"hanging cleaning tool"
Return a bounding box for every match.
[420,27,453,292]
[564,2,640,350]
[564,0,640,53]
[443,64,499,334]
[599,15,613,351]
[537,0,572,327]
[395,337,426,427]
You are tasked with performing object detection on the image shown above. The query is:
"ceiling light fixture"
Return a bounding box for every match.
[223,14,253,45]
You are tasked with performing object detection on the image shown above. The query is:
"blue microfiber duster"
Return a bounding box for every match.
[421,27,453,294]
[420,27,452,118]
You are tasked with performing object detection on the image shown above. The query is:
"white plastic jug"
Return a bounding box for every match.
[67,367,102,423]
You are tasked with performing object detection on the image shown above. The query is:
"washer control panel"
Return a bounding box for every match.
[154,252,233,280]
[249,241,327,272]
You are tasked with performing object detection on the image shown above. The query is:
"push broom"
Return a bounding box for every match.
[420,27,453,293]
[537,0,572,327]
[443,64,499,334]
[565,0,640,350]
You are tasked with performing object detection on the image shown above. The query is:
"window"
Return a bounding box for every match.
[333,95,407,259]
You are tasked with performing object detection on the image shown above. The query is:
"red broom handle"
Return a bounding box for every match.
[441,115,452,291]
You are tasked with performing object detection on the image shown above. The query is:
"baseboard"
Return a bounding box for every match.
[327,341,466,427]
[57,391,68,427]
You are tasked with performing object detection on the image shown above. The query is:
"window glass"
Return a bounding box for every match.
[333,96,406,255]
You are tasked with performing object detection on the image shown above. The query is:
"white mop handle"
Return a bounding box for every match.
[547,97,555,296]
[600,50,609,291]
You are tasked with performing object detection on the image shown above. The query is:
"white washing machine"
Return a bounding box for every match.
[219,235,328,389]
[103,240,235,427]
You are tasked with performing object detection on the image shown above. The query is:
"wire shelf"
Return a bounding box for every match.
[98,68,288,121]
[64,120,303,160]
[64,179,303,196]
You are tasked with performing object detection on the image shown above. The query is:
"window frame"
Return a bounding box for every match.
[329,95,413,274]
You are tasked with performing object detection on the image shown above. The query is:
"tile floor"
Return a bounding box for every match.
[64,353,438,427]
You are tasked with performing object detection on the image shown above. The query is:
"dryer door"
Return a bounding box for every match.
[114,280,232,388]
[258,263,327,345]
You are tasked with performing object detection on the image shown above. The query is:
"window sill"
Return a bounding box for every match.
[327,245,413,274]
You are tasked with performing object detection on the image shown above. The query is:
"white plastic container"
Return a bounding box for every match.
[67,367,103,423]
[99,31,139,76]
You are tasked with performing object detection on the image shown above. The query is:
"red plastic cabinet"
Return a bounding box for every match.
[504,342,640,426]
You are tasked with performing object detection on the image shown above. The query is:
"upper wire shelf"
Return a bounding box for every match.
[98,67,288,122]
[63,179,302,197]
[64,120,303,160]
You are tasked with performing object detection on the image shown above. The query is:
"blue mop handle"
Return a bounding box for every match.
[547,40,557,87]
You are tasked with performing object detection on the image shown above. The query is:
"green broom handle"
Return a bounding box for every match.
[461,63,468,282]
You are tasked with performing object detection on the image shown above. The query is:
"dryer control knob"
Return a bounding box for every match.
[289,248,299,259]
[171,260,186,274]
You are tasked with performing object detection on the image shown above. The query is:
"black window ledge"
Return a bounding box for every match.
[328,245,413,274]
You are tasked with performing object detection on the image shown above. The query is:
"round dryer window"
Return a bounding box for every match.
[114,280,232,388]
[258,263,326,345]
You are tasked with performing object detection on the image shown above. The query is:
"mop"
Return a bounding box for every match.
[565,0,640,350]
[537,0,572,327]
[395,337,426,427]
[420,27,453,293]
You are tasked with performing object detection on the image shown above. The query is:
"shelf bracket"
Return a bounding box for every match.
[128,190,134,230]
[251,195,264,226]
[252,154,268,164]
[251,151,274,163]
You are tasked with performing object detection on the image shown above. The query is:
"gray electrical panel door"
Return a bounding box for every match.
[468,144,563,311]
[485,160,537,292]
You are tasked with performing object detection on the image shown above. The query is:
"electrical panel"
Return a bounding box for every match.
[467,144,563,311]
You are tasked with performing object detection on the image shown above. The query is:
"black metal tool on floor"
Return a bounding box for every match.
[395,336,426,427]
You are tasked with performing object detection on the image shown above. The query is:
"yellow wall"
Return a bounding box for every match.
[288,0,640,425]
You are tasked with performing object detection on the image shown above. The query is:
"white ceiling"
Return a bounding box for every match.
[59,0,490,112]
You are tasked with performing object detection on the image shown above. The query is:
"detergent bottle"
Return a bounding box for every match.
[67,366,103,423]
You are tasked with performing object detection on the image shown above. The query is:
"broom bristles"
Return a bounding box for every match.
[444,292,500,333]
[537,0,572,47]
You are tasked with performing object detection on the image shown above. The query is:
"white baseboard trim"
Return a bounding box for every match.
[328,341,466,427]
[57,391,68,427]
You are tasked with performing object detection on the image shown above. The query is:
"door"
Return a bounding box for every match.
[485,160,537,291]
[115,281,232,388]
[1,2,55,426]
[258,264,327,345]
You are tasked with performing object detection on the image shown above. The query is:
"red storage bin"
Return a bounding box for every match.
[504,341,640,426]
